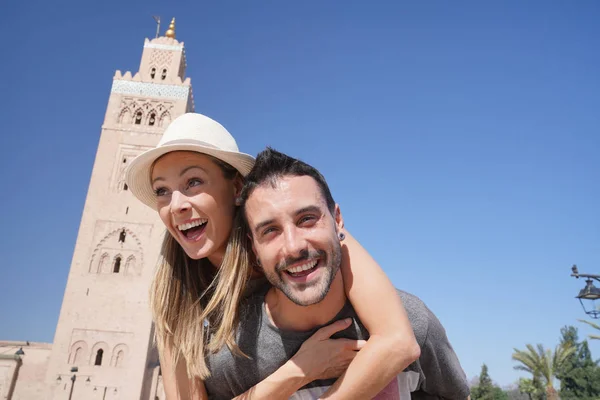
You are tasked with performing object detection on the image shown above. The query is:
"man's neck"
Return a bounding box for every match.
[265,270,347,332]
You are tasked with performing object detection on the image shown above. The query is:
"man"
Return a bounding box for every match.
[204,148,470,399]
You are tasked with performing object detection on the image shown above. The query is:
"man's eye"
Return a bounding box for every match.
[299,215,316,225]
[262,227,276,236]
[154,187,168,197]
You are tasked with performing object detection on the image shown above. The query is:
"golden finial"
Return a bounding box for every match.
[165,18,176,39]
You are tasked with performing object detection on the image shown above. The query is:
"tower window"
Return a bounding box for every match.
[135,111,142,125]
[119,230,126,243]
[149,113,156,126]
[150,67,156,79]
[122,158,127,163]
[125,207,129,215]
[115,350,124,368]
[71,347,83,365]
[123,183,128,191]
[161,69,167,80]
[94,349,104,366]
[113,257,121,273]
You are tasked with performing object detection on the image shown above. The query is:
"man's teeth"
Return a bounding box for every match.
[287,260,317,274]
[177,219,207,231]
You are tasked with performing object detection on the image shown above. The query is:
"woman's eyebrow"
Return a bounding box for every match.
[152,165,208,185]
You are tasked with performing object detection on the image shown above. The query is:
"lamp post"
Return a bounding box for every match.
[55,367,91,400]
[93,384,118,399]
[570,264,600,319]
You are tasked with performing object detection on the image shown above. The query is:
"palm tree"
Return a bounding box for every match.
[579,319,600,340]
[518,377,544,400]
[512,343,576,400]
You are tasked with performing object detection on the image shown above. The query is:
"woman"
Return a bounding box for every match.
[125,113,420,399]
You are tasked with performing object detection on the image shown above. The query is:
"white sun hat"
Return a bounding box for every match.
[125,112,255,209]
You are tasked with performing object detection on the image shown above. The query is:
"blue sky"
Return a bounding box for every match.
[1,0,599,388]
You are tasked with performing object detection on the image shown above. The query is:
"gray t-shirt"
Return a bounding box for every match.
[204,284,469,399]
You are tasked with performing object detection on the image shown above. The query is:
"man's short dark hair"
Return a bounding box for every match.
[240,147,336,217]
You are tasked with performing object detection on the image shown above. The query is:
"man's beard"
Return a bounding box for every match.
[262,240,342,306]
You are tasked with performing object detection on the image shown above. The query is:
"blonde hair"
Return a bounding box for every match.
[150,162,254,379]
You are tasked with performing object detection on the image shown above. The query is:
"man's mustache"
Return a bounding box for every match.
[276,249,325,273]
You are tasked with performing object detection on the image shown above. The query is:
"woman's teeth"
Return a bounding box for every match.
[177,219,207,231]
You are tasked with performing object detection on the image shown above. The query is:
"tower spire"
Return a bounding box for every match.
[165,18,176,39]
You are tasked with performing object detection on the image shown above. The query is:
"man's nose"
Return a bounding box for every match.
[282,226,307,259]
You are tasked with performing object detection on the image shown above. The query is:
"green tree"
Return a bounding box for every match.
[556,325,600,399]
[505,383,533,400]
[517,377,544,400]
[512,342,576,400]
[471,364,508,400]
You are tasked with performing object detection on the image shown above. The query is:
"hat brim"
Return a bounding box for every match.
[125,143,255,209]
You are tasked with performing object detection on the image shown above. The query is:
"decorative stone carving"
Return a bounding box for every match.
[111,80,190,100]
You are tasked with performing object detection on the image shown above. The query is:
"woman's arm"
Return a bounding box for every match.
[321,230,421,399]
[160,338,208,400]
[162,320,364,400]
[233,319,365,399]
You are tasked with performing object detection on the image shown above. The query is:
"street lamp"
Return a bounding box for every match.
[93,385,118,399]
[571,264,600,319]
[55,367,92,400]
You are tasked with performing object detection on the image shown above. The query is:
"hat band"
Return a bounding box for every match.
[159,138,233,151]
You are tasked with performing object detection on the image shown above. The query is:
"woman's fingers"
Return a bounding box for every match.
[310,318,353,341]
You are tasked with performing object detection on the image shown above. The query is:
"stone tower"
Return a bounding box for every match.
[44,19,193,400]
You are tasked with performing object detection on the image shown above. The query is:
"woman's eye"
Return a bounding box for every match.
[188,178,204,188]
[154,187,168,197]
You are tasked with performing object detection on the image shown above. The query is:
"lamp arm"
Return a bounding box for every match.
[571,273,600,282]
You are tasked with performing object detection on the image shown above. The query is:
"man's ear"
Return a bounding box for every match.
[247,232,260,265]
[334,203,345,232]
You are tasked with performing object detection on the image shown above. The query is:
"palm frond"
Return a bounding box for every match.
[579,319,600,331]
[579,319,600,340]
[512,341,575,390]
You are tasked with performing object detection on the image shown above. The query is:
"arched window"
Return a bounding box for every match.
[123,182,128,191]
[73,347,83,365]
[150,67,156,79]
[98,253,109,274]
[135,111,142,125]
[115,350,124,367]
[149,113,156,126]
[159,111,171,128]
[161,69,167,80]
[94,349,104,366]
[69,343,86,365]
[118,108,132,124]
[113,257,121,273]
[118,230,126,243]
[125,256,136,275]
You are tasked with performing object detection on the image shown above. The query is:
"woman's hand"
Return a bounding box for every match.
[289,318,367,383]
[233,319,366,400]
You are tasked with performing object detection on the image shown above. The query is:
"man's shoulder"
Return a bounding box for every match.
[394,289,434,347]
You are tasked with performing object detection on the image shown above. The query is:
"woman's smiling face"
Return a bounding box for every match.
[151,151,240,266]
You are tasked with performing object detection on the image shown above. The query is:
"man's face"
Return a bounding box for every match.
[245,175,343,306]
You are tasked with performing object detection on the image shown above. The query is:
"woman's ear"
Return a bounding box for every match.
[233,174,244,200]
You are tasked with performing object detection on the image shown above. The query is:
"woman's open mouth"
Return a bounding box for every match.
[177,218,208,241]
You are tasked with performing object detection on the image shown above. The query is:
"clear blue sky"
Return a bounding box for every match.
[1,0,599,388]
